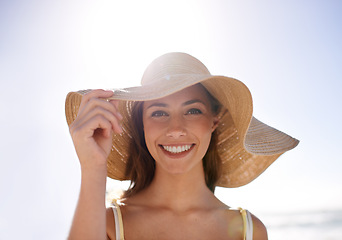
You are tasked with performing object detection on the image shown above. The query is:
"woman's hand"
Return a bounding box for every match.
[67,90,121,239]
[69,89,123,171]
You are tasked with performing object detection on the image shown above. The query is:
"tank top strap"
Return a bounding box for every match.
[111,200,125,240]
[239,208,253,240]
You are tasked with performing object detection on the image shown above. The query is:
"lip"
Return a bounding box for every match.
[158,144,195,158]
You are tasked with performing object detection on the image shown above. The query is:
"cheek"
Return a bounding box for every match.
[143,118,160,152]
[200,127,213,149]
[189,119,214,148]
[143,123,165,162]
[200,119,216,141]
[193,118,214,136]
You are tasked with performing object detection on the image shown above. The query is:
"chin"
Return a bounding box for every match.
[157,158,203,177]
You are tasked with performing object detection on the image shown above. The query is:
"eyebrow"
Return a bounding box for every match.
[146,102,168,109]
[183,99,206,106]
[146,99,206,109]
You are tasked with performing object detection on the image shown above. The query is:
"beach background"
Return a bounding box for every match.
[1,0,341,239]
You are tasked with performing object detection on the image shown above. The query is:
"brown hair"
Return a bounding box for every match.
[123,84,222,198]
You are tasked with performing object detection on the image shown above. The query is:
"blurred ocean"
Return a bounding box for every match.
[262,209,342,240]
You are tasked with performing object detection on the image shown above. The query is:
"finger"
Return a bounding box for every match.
[77,98,114,119]
[108,99,123,120]
[79,89,114,114]
[77,97,123,129]
[74,106,123,135]
[78,90,124,123]
[71,114,113,140]
[74,90,124,133]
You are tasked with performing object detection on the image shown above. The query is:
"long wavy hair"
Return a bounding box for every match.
[123,84,222,198]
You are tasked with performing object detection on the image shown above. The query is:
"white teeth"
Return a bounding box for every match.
[163,145,192,154]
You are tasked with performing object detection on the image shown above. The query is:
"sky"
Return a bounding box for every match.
[0,0,341,239]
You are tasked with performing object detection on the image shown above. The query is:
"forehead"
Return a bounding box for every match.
[144,84,211,107]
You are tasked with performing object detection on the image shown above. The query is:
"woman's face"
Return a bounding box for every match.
[142,84,219,175]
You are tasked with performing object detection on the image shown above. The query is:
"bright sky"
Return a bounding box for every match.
[1,0,341,239]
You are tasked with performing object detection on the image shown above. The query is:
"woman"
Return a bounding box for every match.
[65,52,299,240]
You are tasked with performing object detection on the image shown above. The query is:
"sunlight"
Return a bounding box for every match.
[78,0,207,89]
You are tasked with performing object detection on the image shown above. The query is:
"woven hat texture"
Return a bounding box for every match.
[65,52,299,187]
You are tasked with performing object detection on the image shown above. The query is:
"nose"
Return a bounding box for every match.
[166,115,186,139]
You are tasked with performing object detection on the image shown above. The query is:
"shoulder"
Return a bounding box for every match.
[249,211,268,240]
[219,207,243,239]
[224,207,268,240]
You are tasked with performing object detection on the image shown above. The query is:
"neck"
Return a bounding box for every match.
[136,162,216,212]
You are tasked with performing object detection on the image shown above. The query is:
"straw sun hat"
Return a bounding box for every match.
[65,52,299,188]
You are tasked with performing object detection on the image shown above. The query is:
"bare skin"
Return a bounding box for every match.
[68,87,268,239]
[68,89,122,240]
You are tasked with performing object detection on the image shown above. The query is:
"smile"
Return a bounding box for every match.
[161,144,193,154]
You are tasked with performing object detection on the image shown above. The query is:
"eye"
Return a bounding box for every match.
[186,108,202,115]
[151,110,169,117]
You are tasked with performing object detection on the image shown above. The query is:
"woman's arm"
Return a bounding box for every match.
[67,90,122,240]
[68,167,108,240]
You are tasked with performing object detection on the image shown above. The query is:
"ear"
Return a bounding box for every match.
[211,116,220,133]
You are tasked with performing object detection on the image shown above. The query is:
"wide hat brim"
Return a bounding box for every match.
[65,52,299,187]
